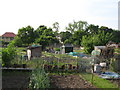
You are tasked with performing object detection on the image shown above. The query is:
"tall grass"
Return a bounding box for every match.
[29,59,50,89]
[29,68,50,89]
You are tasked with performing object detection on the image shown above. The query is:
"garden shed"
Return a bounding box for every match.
[61,44,73,54]
[27,44,42,60]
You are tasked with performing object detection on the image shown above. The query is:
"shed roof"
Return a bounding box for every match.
[62,43,73,47]
[27,44,42,49]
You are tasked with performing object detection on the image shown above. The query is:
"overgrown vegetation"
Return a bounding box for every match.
[28,59,50,89]
[2,42,17,66]
[29,68,50,89]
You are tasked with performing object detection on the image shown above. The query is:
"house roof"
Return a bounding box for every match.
[2,32,16,37]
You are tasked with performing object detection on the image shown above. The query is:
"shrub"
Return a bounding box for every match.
[28,59,50,88]
[2,42,17,66]
[29,68,50,89]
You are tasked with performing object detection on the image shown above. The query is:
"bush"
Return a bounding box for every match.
[29,68,50,89]
[2,42,17,66]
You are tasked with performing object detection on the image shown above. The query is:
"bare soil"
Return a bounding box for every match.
[49,74,96,88]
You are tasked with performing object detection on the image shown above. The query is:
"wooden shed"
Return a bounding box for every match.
[27,45,42,59]
[61,44,73,54]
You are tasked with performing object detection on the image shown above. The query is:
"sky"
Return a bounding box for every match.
[0,0,119,35]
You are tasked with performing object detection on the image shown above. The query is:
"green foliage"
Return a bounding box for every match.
[52,22,59,36]
[66,20,88,33]
[112,30,120,43]
[81,35,94,53]
[60,31,72,43]
[2,42,17,66]
[16,25,35,46]
[35,26,59,49]
[54,48,60,51]
[29,60,50,89]
[29,68,50,89]
[13,20,120,54]
[72,30,87,46]
[13,36,23,47]
[86,24,99,34]
[81,31,113,53]
[80,73,117,88]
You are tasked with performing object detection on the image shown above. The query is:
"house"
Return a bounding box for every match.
[1,32,16,42]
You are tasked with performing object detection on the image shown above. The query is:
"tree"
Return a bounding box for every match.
[86,24,99,34]
[34,25,47,38]
[72,29,86,46]
[66,20,88,33]
[99,26,113,33]
[13,36,23,47]
[81,31,113,53]
[111,30,120,43]
[59,31,72,43]
[17,26,35,46]
[35,26,59,49]
[53,22,59,31]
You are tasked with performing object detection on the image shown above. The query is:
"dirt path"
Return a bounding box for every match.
[50,75,95,88]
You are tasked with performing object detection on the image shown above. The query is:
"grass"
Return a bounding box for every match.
[80,73,119,88]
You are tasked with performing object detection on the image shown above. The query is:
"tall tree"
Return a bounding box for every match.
[86,24,99,34]
[35,25,47,38]
[72,29,86,46]
[52,22,59,36]
[17,26,35,45]
[35,26,59,49]
[59,31,72,43]
[53,22,59,32]
[66,20,88,33]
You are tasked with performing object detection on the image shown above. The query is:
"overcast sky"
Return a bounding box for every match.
[0,0,119,35]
